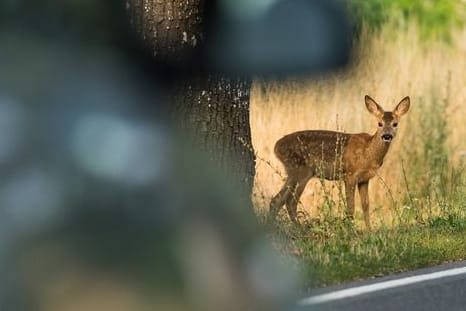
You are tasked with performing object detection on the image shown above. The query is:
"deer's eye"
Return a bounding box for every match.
[393,122,398,127]
[378,122,383,127]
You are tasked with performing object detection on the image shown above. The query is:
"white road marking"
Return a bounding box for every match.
[298,266,466,306]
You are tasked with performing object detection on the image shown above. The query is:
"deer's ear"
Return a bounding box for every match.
[365,95,384,117]
[394,96,410,117]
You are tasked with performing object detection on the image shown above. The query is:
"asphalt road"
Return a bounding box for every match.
[295,260,466,311]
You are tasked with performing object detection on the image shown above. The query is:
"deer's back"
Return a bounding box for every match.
[274,130,350,171]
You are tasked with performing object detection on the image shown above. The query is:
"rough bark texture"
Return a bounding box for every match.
[173,75,255,191]
[126,0,203,60]
[126,0,256,196]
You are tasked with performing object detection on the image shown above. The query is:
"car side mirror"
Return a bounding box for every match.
[203,0,352,75]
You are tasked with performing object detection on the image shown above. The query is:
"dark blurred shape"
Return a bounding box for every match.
[0,0,352,310]
[0,0,132,46]
[0,35,296,310]
[205,0,351,75]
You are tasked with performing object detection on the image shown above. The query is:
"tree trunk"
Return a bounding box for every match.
[126,0,204,60]
[173,75,255,192]
[126,0,256,198]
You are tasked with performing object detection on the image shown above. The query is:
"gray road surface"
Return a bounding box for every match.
[295,260,466,311]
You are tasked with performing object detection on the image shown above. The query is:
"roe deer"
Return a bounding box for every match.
[269,95,410,229]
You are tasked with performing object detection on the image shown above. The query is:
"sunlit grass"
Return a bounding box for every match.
[251,25,466,228]
[265,213,466,290]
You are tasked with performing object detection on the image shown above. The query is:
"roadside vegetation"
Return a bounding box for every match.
[250,0,466,290]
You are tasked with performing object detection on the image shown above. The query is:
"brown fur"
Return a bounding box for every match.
[269,95,410,229]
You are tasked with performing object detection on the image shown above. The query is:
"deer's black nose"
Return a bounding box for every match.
[381,134,393,142]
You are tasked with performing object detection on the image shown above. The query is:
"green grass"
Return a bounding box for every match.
[266,214,466,290]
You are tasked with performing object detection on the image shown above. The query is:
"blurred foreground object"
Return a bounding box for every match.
[207,0,351,75]
[0,0,351,310]
[0,33,296,311]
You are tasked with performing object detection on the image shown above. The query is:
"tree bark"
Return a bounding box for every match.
[126,0,204,60]
[173,75,255,192]
[126,0,256,197]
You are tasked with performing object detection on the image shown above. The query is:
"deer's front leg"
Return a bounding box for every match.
[344,177,357,220]
[358,181,371,229]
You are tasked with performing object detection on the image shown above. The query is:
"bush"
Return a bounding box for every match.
[348,0,465,41]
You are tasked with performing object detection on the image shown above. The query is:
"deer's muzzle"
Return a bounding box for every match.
[381,134,393,142]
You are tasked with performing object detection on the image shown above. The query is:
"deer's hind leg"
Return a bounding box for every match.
[283,170,313,224]
[269,178,296,222]
[284,178,311,224]
[269,167,311,222]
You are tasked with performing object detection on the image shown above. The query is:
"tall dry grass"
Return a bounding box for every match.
[251,25,466,228]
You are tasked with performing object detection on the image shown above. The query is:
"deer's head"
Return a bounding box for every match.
[365,95,410,143]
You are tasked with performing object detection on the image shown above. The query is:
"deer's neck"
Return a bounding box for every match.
[368,132,391,166]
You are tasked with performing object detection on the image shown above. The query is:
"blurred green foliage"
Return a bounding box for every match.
[348,0,465,41]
